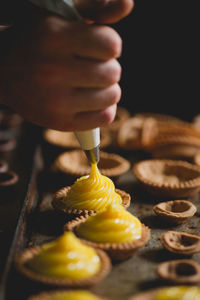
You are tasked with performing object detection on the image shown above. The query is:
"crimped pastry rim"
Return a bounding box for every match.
[14,246,111,287]
[157,259,200,283]
[133,159,200,190]
[54,150,130,178]
[52,187,131,216]
[153,200,197,220]
[64,218,150,252]
[160,230,200,255]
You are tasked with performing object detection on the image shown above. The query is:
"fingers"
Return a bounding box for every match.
[34,57,121,88]
[56,104,118,131]
[39,19,122,61]
[74,0,134,24]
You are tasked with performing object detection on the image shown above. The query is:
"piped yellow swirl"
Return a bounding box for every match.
[154,286,200,300]
[42,290,103,300]
[27,232,101,279]
[62,163,122,210]
[76,203,142,243]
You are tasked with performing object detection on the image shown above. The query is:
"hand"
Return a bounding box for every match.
[0,1,134,131]
[74,0,134,24]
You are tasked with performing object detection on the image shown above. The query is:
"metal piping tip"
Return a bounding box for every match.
[84,145,100,164]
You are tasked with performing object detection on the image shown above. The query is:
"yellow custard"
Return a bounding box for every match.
[76,203,142,243]
[62,162,122,210]
[154,286,200,300]
[43,290,103,300]
[27,232,101,279]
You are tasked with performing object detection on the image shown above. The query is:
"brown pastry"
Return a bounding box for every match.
[0,171,19,191]
[14,232,111,288]
[157,259,200,283]
[52,187,130,218]
[153,200,197,224]
[133,159,200,198]
[193,151,200,166]
[148,135,200,161]
[117,116,158,150]
[64,203,150,261]
[0,160,8,173]
[53,150,130,179]
[161,231,200,256]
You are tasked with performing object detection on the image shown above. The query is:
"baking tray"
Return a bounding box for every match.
[2,136,200,300]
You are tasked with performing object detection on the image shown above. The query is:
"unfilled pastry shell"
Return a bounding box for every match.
[133,159,200,198]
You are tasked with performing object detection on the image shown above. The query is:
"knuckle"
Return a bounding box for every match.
[100,105,117,125]
[103,27,122,58]
[107,84,121,106]
[104,60,122,85]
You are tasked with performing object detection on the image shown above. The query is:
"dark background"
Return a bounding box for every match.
[112,0,199,121]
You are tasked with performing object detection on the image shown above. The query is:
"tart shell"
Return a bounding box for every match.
[52,187,131,218]
[133,159,200,198]
[64,218,150,261]
[14,246,111,288]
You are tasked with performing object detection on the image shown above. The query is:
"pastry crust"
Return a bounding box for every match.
[52,187,131,218]
[64,219,150,261]
[133,159,200,198]
[14,246,111,288]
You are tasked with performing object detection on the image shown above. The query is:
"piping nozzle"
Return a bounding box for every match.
[75,128,100,164]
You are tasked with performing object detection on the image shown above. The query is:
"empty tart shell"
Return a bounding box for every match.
[117,116,158,150]
[193,151,200,166]
[27,290,108,300]
[14,246,111,288]
[0,160,8,173]
[64,218,150,261]
[157,259,200,284]
[52,187,131,218]
[161,231,200,256]
[148,135,200,160]
[43,127,111,150]
[153,200,197,224]
[133,159,200,198]
[53,150,130,179]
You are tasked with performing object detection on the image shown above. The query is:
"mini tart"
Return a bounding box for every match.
[117,116,158,150]
[133,159,200,198]
[43,127,111,150]
[129,286,200,300]
[148,135,200,160]
[27,290,108,300]
[153,200,197,224]
[157,259,200,284]
[52,187,130,217]
[193,151,200,166]
[160,231,200,256]
[14,233,111,288]
[64,209,150,261]
[53,150,130,178]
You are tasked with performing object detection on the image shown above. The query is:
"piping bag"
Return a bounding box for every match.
[30,0,100,164]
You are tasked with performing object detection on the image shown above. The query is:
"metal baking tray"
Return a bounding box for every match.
[1,132,200,300]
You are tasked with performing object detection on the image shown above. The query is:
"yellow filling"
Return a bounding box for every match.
[44,290,103,300]
[62,162,122,210]
[76,203,142,243]
[154,286,200,300]
[27,232,101,279]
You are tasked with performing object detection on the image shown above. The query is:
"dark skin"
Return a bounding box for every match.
[0,0,134,131]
